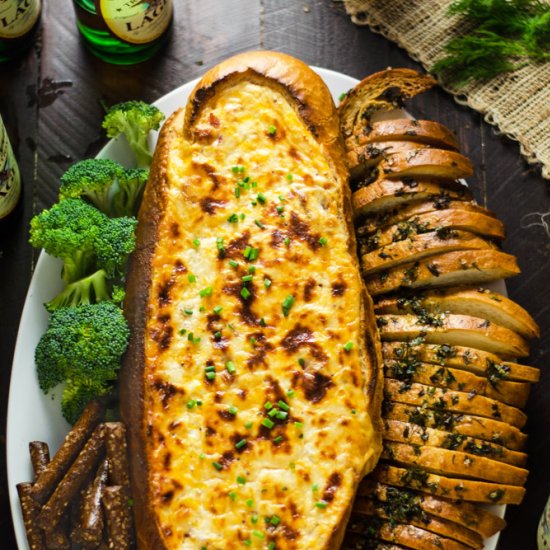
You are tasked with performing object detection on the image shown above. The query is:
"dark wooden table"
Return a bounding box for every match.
[1,1,548,548]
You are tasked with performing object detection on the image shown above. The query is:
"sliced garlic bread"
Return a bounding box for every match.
[347,119,460,150]
[384,360,529,408]
[382,440,528,486]
[369,464,526,504]
[360,210,505,253]
[383,419,527,467]
[382,341,540,383]
[377,313,529,358]
[362,231,497,275]
[376,288,538,339]
[352,179,472,218]
[356,482,506,538]
[365,250,521,296]
[358,200,496,235]
[384,401,527,451]
[375,149,474,181]
[385,379,527,428]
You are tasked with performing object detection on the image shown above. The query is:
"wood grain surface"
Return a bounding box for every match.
[0,1,548,548]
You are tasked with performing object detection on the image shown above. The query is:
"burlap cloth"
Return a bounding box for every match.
[342,0,550,179]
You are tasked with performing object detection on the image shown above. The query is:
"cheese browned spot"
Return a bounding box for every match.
[138,77,379,548]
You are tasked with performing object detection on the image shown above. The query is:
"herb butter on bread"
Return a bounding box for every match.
[120,51,383,549]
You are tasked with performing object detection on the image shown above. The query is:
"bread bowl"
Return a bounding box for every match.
[382,341,540,384]
[365,249,521,296]
[382,419,527,467]
[377,313,530,358]
[361,230,498,275]
[120,51,383,549]
[352,179,472,218]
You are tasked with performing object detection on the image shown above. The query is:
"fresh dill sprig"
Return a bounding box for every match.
[432,0,550,86]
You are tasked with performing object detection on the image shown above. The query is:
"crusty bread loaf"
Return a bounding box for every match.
[121,51,383,550]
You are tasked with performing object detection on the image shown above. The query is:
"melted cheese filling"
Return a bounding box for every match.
[144,81,376,549]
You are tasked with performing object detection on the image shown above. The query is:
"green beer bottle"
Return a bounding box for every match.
[0,114,21,221]
[72,0,173,65]
[0,0,41,63]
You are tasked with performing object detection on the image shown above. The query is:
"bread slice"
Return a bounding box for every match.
[365,250,521,296]
[347,119,460,150]
[362,231,497,275]
[383,419,527,467]
[382,341,540,383]
[385,379,527,428]
[375,288,539,340]
[346,517,473,550]
[352,179,472,218]
[357,200,496,235]
[339,68,436,140]
[347,140,431,173]
[377,313,530,358]
[369,464,526,504]
[349,509,483,549]
[373,149,474,181]
[360,211,505,254]
[384,401,527,451]
[356,481,506,538]
[382,440,528,486]
[384,360,529,408]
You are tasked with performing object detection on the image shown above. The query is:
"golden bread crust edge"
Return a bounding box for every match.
[121,51,384,550]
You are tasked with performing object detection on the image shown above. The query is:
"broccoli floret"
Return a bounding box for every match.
[102,100,165,168]
[35,302,130,424]
[59,159,124,216]
[60,159,148,217]
[29,199,137,284]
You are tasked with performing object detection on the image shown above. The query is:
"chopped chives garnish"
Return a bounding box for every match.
[235,187,241,198]
[241,287,251,300]
[278,195,285,201]
[278,400,289,411]
[205,365,216,372]
[187,332,194,341]
[228,405,238,415]
[312,483,319,491]
[216,237,225,252]
[286,173,293,181]
[213,305,223,314]
[268,542,276,550]
[276,205,284,215]
[255,219,265,229]
[237,475,247,485]
[264,278,272,288]
[227,213,239,223]
[267,408,278,418]
[245,498,254,507]
[315,501,328,509]
[214,331,222,340]
[243,246,251,258]
[179,329,187,335]
[298,358,305,367]
[229,491,237,501]
[248,265,256,274]
[235,439,247,450]
[351,409,357,415]
[270,515,281,526]
[262,418,275,429]
[187,274,196,283]
[264,401,273,410]
[226,361,236,374]
[282,295,295,317]
[259,318,267,327]
[199,286,213,298]
[242,274,253,282]
[343,341,354,352]
[194,337,201,344]
[338,92,347,101]
[275,411,288,420]
[294,421,304,428]
[244,540,252,547]
[240,213,246,220]
[319,237,328,246]
[251,200,257,206]
[199,306,206,312]
[229,260,238,268]
[196,400,203,405]
[231,165,243,174]
[283,237,290,246]
[251,181,258,188]
[193,238,200,248]
[252,530,264,539]
[206,372,216,381]
[227,323,235,331]
[245,421,253,429]
[287,389,295,397]
[268,125,277,135]
[257,193,267,205]
[251,515,259,525]
[199,453,205,459]
[187,399,196,409]
[249,248,259,261]
[212,462,223,471]
[273,436,283,444]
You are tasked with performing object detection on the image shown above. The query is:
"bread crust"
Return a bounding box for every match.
[121,51,382,550]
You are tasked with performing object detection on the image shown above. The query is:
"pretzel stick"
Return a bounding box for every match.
[104,422,130,488]
[37,423,105,530]
[102,486,131,550]
[31,400,105,504]
[17,482,46,550]
[29,441,50,478]
[80,458,109,546]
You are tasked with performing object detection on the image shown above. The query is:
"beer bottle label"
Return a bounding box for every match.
[0,0,41,39]
[97,0,172,45]
[0,116,21,219]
